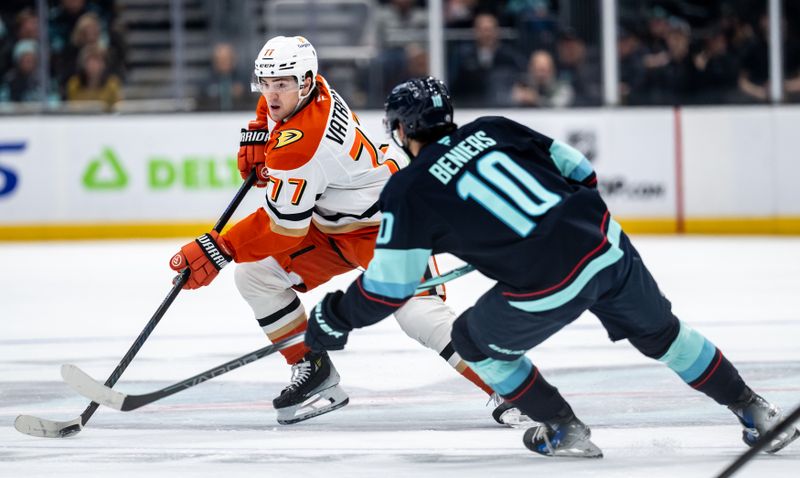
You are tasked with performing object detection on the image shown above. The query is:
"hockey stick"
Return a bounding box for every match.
[715,403,800,478]
[60,264,477,412]
[14,171,258,438]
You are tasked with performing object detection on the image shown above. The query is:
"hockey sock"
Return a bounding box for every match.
[457,362,495,395]
[657,321,746,405]
[466,355,570,423]
[687,348,746,405]
[272,321,310,365]
[501,365,571,423]
[256,296,311,365]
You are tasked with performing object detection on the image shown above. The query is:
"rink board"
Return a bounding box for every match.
[1,106,800,239]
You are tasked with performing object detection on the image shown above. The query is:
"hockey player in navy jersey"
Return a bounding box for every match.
[303,76,799,458]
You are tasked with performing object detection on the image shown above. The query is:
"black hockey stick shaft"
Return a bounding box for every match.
[716,403,800,478]
[72,264,477,411]
[119,334,303,410]
[75,171,258,426]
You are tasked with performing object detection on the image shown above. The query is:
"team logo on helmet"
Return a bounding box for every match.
[274,129,304,149]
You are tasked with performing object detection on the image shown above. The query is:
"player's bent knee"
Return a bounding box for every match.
[451,311,488,362]
[395,296,455,352]
[234,260,290,299]
[627,316,681,359]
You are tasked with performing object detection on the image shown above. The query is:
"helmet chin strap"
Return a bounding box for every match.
[391,128,416,160]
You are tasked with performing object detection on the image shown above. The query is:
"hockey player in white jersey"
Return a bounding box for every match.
[167,36,526,425]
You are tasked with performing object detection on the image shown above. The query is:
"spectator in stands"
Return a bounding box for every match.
[0,16,12,79]
[53,11,124,91]
[1,8,39,82]
[642,18,694,105]
[376,0,427,47]
[65,43,121,111]
[49,0,99,55]
[692,25,739,104]
[445,0,479,29]
[403,42,429,78]
[197,42,250,111]
[511,49,573,108]
[377,0,428,98]
[738,13,769,102]
[785,34,800,102]
[15,8,39,41]
[509,0,558,57]
[618,27,646,105]
[642,6,669,58]
[555,28,601,106]
[448,12,525,106]
[0,39,41,102]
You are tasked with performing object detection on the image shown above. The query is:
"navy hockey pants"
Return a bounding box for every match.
[451,231,680,363]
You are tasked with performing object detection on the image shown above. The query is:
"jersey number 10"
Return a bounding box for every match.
[456,152,560,237]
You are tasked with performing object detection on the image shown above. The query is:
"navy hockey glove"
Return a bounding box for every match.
[305,291,352,352]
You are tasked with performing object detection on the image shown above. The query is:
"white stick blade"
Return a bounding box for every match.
[14,415,82,438]
[61,364,126,411]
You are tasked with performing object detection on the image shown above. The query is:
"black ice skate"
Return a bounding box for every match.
[489,393,533,427]
[272,351,349,425]
[522,415,603,458]
[729,390,800,453]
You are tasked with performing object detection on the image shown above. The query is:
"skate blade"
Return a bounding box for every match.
[550,444,604,459]
[764,427,800,454]
[523,427,604,459]
[529,442,604,459]
[276,385,349,425]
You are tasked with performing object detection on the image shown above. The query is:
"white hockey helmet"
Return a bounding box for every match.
[253,36,318,88]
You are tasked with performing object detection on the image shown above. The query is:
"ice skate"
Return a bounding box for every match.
[489,393,533,427]
[272,351,349,425]
[729,391,800,453]
[522,415,603,458]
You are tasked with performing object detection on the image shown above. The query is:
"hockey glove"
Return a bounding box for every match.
[238,120,270,187]
[169,231,233,289]
[305,291,352,352]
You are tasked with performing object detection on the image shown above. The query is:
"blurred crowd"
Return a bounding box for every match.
[0,0,125,111]
[1,0,799,113]
[378,0,800,107]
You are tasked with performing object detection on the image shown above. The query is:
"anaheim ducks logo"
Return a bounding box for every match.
[274,129,304,149]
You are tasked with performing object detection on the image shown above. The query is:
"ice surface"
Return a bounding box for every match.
[1,236,799,477]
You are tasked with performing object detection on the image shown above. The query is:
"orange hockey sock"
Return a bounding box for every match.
[460,363,494,395]
[275,322,310,365]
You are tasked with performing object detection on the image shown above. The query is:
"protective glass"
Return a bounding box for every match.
[250,76,300,94]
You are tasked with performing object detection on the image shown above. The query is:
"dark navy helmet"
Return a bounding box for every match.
[384,77,455,142]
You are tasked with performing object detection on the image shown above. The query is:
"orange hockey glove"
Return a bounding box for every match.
[238,120,270,187]
[169,231,233,289]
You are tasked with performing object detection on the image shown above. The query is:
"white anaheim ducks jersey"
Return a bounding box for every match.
[259,75,402,237]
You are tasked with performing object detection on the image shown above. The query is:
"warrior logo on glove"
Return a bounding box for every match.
[240,130,268,144]
[197,234,231,269]
[169,231,234,289]
[238,120,271,187]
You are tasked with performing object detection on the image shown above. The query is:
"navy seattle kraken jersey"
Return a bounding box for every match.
[337,116,624,328]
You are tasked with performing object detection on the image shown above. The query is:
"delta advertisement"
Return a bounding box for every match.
[1,106,798,238]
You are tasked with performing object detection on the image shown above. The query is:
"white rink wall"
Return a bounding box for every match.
[1,105,799,239]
